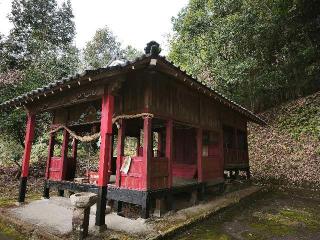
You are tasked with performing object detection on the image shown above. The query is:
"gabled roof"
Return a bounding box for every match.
[0,53,266,125]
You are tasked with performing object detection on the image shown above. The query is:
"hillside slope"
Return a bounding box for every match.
[248,91,320,190]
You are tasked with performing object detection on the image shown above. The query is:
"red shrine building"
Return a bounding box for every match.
[0,42,265,228]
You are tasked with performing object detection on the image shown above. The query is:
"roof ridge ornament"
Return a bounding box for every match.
[144,41,161,57]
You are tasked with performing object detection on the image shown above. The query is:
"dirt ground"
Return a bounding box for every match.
[171,188,320,240]
[1,172,320,240]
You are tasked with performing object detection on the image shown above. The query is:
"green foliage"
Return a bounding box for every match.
[278,105,320,140]
[82,26,142,69]
[82,26,122,69]
[0,0,78,149]
[0,134,23,166]
[169,0,320,111]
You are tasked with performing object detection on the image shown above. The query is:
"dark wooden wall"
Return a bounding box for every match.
[119,70,223,131]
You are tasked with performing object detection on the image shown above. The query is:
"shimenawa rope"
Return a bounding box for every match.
[49,113,154,142]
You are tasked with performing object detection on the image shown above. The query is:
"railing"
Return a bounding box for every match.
[202,156,223,181]
[119,156,169,190]
[224,149,249,167]
[120,156,144,189]
[48,156,75,181]
[150,157,169,190]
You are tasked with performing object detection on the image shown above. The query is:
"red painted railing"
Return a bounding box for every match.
[119,156,169,190]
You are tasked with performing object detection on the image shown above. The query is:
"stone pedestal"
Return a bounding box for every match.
[154,198,166,217]
[70,192,97,240]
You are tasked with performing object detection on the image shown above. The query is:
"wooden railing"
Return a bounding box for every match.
[202,156,223,181]
[120,156,144,189]
[119,156,169,190]
[224,149,249,167]
[150,157,169,190]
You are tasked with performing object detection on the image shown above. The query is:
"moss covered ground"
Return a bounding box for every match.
[171,189,320,240]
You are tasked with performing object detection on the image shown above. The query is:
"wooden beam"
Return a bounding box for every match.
[142,117,152,190]
[166,120,173,188]
[116,119,126,187]
[18,113,36,202]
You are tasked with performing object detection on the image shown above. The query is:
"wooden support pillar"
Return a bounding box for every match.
[116,119,126,187]
[72,138,78,161]
[141,117,152,219]
[142,117,152,190]
[219,130,225,178]
[246,167,251,180]
[154,198,166,217]
[95,89,114,229]
[18,113,36,203]
[43,132,54,199]
[166,120,173,189]
[136,133,141,156]
[114,201,123,216]
[141,192,150,219]
[190,189,198,205]
[234,128,238,163]
[60,129,70,181]
[197,128,203,183]
[45,133,55,179]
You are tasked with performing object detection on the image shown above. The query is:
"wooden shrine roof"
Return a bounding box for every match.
[0,48,266,125]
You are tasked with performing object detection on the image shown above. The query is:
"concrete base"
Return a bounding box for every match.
[92,224,107,234]
[9,197,152,236]
[5,185,261,239]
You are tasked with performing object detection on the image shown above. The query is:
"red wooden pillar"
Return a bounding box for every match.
[45,133,55,179]
[142,117,152,190]
[197,128,203,182]
[166,120,173,188]
[18,113,36,203]
[116,119,126,187]
[60,129,70,180]
[96,88,114,229]
[43,132,55,199]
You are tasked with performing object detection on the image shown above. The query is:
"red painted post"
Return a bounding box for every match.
[197,128,203,182]
[142,117,152,190]
[45,133,55,179]
[96,88,114,228]
[116,119,126,187]
[97,91,114,187]
[60,129,70,180]
[166,120,173,188]
[18,113,36,202]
